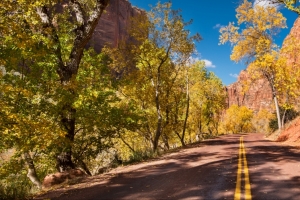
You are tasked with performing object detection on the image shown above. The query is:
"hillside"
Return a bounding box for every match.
[270,117,300,147]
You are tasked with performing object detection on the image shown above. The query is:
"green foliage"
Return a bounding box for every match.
[0,174,32,200]
[269,107,299,131]
[269,118,279,132]
[126,150,156,165]
[0,155,40,200]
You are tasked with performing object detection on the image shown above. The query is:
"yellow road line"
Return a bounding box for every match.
[242,137,252,200]
[234,137,242,200]
[234,136,252,200]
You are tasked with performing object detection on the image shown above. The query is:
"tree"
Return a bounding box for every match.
[220,0,286,129]
[0,0,110,172]
[106,2,200,152]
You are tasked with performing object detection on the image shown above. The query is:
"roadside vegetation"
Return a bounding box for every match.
[0,0,300,199]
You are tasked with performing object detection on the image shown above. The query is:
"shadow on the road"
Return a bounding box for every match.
[36,135,240,200]
[36,133,300,200]
[223,134,300,200]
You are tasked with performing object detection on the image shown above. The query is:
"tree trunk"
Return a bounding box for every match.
[174,131,185,147]
[23,152,42,189]
[274,94,282,130]
[56,105,76,172]
[181,69,190,147]
[76,159,92,176]
[267,75,281,130]
[162,133,170,150]
[152,72,163,152]
[119,132,135,153]
[153,114,162,152]
[271,80,281,130]
[281,108,287,128]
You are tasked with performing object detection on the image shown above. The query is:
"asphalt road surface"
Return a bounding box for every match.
[37,133,300,200]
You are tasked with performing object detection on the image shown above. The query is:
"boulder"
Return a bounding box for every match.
[42,169,86,189]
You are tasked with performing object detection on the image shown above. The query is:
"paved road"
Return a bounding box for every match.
[37,133,300,200]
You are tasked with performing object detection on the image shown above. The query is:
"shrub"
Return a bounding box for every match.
[269,107,299,131]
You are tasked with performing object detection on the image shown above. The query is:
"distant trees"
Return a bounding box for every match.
[220,105,254,134]
[188,63,226,138]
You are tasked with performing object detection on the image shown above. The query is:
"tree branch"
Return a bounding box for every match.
[36,6,65,79]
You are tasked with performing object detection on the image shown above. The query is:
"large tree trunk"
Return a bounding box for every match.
[37,0,110,172]
[23,152,42,189]
[57,105,76,172]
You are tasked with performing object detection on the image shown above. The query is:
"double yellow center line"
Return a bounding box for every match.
[234,136,252,200]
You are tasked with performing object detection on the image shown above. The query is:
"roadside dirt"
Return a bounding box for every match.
[267,116,300,148]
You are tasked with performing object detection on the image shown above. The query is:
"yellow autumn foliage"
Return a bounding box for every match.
[220,105,254,134]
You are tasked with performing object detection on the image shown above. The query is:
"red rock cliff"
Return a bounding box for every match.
[226,70,273,112]
[226,17,300,113]
[89,0,144,52]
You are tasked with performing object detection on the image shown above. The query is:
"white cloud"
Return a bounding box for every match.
[253,0,281,8]
[203,59,216,68]
[188,56,200,64]
[230,73,239,78]
[213,24,224,29]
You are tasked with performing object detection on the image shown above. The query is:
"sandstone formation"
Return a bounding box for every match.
[226,70,273,112]
[89,0,144,52]
[226,17,300,113]
[281,17,300,66]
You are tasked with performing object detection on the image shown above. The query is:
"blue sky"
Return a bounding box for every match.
[129,0,299,85]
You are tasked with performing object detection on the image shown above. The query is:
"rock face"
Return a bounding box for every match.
[226,70,273,112]
[226,17,300,113]
[89,0,144,52]
[281,17,300,66]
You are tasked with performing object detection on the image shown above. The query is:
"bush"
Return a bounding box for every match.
[126,150,156,164]
[269,107,299,131]
[0,173,32,200]
[269,118,279,132]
